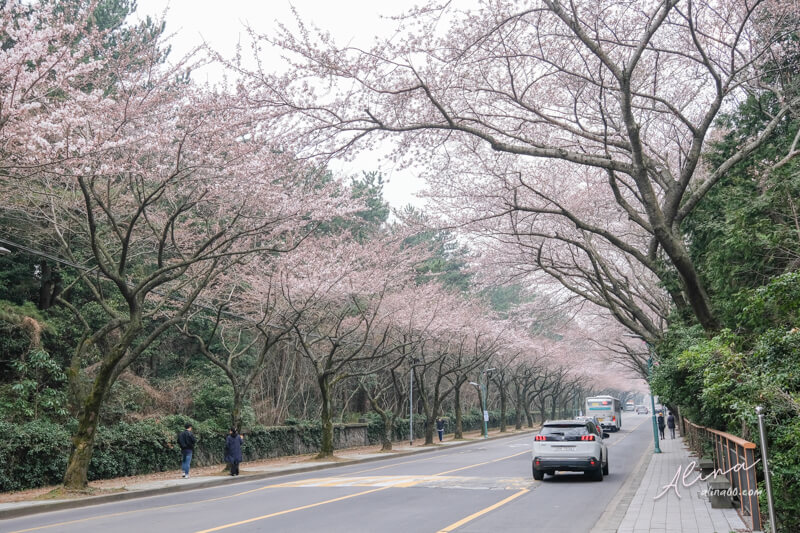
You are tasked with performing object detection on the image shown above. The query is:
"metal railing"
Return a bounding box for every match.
[682,418,762,531]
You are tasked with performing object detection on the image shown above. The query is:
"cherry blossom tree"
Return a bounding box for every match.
[249,0,800,337]
[358,356,408,451]
[413,300,506,444]
[355,281,449,450]
[178,254,309,432]
[1,1,351,489]
[282,232,424,457]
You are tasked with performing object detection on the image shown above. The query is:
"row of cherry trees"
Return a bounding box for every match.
[182,228,600,454]
[0,0,609,490]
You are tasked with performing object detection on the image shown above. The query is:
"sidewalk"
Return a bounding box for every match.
[594,432,749,533]
[0,427,533,519]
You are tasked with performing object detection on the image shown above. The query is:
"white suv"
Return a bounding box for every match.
[532,420,609,481]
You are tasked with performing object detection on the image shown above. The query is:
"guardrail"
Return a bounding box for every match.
[681,418,762,531]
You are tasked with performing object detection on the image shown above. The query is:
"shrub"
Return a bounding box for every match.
[0,420,71,492]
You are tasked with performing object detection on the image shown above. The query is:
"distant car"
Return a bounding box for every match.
[635,405,649,414]
[532,419,609,481]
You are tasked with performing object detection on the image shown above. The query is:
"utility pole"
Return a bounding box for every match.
[623,334,661,454]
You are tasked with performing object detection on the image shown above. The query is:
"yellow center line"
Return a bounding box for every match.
[193,486,392,533]
[436,488,530,533]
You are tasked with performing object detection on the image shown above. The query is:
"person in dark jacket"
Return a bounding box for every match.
[178,423,196,478]
[436,418,445,442]
[225,428,244,476]
[667,413,676,439]
[657,413,666,440]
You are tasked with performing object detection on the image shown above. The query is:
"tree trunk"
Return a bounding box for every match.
[499,385,507,432]
[454,384,463,439]
[651,218,720,331]
[424,401,437,445]
[318,375,335,458]
[514,386,523,430]
[231,387,244,431]
[365,391,394,451]
[63,364,115,489]
[382,414,394,451]
[37,262,60,310]
[416,377,435,445]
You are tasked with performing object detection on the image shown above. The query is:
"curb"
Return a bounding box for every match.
[0,428,536,520]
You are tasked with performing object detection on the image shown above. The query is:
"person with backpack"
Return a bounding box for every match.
[657,412,666,440]
[178,423,196,478]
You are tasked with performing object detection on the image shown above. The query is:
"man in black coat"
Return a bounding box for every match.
[225,428,244,476]
[178,423,196,478]
[667,412,676,439]
[436,418,446,442]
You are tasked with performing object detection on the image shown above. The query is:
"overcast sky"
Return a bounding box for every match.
[134,0,427,209]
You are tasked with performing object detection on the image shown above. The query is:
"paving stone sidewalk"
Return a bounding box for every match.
[615,433,749,533]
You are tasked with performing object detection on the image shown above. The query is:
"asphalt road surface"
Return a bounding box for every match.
[3,415,653,533]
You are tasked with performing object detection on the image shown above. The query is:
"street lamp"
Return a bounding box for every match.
[623,334,661,454]
[409,357,418,446]
[468,381,486,438]
[470,367,495,439]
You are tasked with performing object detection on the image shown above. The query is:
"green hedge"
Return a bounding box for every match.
[0,420,70,492]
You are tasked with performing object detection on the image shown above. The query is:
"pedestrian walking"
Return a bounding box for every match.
[225,427,243,476]
[657,412,666,440]
[436,417,445,442]
[178,423,196,478]
[667,412,676,439]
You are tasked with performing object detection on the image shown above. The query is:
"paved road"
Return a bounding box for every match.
[2,416,653,533]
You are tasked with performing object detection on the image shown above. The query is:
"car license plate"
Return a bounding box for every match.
[553,445,576,449]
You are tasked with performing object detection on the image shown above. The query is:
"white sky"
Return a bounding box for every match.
[134,0,427,209]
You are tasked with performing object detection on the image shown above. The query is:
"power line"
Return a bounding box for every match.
[0,236,95,273]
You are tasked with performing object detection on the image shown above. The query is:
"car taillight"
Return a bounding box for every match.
[535,435,547,441]
[581,435,596,441]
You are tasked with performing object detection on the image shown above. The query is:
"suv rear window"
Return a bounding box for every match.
[540,424,591,439]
